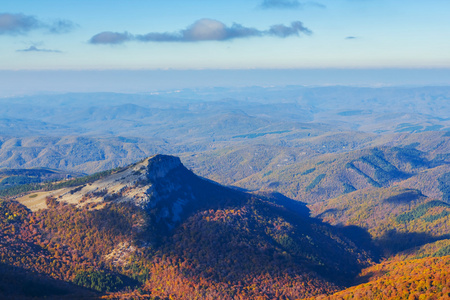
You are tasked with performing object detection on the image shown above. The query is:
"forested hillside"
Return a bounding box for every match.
[0,155,378,299]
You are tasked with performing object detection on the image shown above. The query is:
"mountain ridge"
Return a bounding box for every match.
[1,154,377,299]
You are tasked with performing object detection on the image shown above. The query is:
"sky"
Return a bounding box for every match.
[2,0,450,70]
[1,0,450,94]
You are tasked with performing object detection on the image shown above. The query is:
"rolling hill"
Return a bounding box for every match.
[1,86,449,175]
[183,131,450,204]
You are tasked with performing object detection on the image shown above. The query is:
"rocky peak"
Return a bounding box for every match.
[144,154,182,181]
[31,154,193,231]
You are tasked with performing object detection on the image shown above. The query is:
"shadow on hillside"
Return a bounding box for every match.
[340,225,382,259]
[376,230,450,256]
[383,189,425,204]
[0,263,96,299]
[263,192,382,262]
[265,192,310,217]
[263,192,382,284]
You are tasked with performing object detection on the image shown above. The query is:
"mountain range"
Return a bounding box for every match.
[1,86,450,299]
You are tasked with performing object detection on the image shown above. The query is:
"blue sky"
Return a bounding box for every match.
[1,0,450,70]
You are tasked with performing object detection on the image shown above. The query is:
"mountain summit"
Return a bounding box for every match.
[5,155,376,299]
[44,154,251,232]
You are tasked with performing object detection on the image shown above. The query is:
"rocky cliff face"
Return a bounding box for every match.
[38,154,196,229]
[146,155,182,181]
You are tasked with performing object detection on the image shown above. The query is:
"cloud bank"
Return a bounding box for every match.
[89,31,132,44]
[89,19,312,45]
[0,13,76,35]
[16,45,62,53]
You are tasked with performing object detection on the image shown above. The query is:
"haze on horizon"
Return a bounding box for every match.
[1,0,450,95]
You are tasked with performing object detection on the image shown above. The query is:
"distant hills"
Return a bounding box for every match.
[0,86,449,175]
[0,135,174,173]
[2,86,449,137]
[184,131,450,203]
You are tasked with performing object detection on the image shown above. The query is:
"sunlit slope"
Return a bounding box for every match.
[185,131,450,204]
[312,256,450,300]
